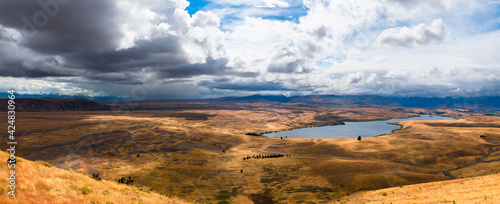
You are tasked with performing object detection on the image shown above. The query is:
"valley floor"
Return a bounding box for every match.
[1,102,499,203]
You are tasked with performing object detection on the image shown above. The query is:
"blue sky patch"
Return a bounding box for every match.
[186,0,209,16]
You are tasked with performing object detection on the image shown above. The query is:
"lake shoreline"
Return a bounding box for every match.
[263,114,455,139]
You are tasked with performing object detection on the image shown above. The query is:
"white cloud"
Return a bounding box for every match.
[210,0,291,8]
[112,0,229,63]
[216,0,500,97]
[115,0,160,50]
[366,73,378,83]
[224,17,298,71]
[0,0,499,98]
[182,11,228,63]
[376,18,447,47]
[0,77,108,96]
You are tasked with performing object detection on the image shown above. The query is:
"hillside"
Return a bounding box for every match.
[1,99,498,202]
[0,98,110,112]
[335,173,500,203]
[0,151,185,204]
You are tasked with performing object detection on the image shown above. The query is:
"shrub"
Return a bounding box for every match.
[382,192,388,196]
[80,185,93,195]
[118,176,134,185]
[91,173,101,181]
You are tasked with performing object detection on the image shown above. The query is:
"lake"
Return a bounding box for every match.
[263,115,455,139]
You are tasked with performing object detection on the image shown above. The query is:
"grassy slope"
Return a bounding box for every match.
[1,104,499,203]
[0,151,185,204]
[334,173,500,203]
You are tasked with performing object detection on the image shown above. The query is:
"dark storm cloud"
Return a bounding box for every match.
[0,0,121,54]
[159,57,258,78]
[75,56,258,85]
[0,0,125,79]
[0,0,247,84]
[0,46,85,78]
[66,37,186,72]
[0,62,72,78]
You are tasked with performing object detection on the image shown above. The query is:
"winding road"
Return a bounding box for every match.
[443,147,500,180]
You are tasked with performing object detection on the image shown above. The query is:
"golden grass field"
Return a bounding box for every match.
[0,151,185,204]
[335,173,500,203]
[1,102,499,203]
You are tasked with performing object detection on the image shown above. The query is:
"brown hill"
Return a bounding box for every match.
[0,151,185,203]
[334,173,500,203]
[0,98,109,112]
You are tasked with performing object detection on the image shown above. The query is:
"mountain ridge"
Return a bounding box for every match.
[211,94,500,110]
[0,97,110,112]
[2,94,500,111]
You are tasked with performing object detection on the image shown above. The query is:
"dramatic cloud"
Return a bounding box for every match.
[0,0,121,53]
[0,0,498,99]
[0,0,234,80]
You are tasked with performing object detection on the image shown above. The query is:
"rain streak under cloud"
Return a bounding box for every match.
[0,0,499,99]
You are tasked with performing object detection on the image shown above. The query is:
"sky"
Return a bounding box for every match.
[0,0,499,100]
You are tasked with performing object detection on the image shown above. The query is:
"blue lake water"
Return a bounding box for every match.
[263,115,455,139]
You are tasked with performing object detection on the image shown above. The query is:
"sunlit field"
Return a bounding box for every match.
[2,102,498,203]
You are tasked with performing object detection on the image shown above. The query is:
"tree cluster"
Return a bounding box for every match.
[90,173,101,181]
[118,176,134,185]
[245,132,260,136]
[243,154,290,160]
[214,144,230,153]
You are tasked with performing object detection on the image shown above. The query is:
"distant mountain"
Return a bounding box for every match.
[213,94,292,103]
[0,93,125,102]
[3,94,499,111]
[212,94,401,107]
[208,94,500,110]
[391,96,500,110]
[290,95,402,106]
[0,97,110,112]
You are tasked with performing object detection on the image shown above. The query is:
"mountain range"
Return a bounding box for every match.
[1,94,499,111]
[0,97,109,112]
[212,94,500,110]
